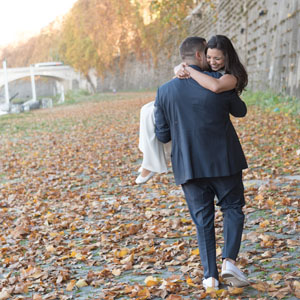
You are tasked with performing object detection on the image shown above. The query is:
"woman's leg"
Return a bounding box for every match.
[138,101,170,174]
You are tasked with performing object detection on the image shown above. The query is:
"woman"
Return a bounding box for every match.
[136,35,248,184]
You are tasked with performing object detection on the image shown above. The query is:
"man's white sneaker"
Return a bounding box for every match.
[202,277,219,290]
[221,259,250,287]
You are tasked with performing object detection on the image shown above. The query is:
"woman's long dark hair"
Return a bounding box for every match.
[207,35,248,94]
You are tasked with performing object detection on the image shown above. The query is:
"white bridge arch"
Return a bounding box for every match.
[0,65,91,91]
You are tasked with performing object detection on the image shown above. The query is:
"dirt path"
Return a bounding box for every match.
[0,92,299,299]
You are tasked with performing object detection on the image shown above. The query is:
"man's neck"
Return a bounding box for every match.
[185,60,200,67]
[187,62,210,72]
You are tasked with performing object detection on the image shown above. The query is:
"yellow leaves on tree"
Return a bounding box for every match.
[0,0,208,74]
[131,0,198,66]
[59,0,143,76]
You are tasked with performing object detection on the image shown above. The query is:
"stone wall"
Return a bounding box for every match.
[97,0,300,98]
[189,0,300,97]
[96,52,180,93]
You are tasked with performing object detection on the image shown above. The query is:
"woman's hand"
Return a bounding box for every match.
[174,63,191,79]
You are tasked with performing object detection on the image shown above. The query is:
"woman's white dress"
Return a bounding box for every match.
[138,101,171,173]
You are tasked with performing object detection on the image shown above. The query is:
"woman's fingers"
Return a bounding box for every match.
[175,63,191,79]
[177,69,190,78]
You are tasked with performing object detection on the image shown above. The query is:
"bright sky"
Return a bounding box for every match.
[0,0,78,47]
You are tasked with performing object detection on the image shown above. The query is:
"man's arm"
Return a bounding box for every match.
[154,88,171,143]
[228,91,247,117]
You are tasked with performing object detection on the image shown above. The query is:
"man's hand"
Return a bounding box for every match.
[174,62,191,79]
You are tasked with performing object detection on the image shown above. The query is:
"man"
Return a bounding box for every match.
[154,36,249,290]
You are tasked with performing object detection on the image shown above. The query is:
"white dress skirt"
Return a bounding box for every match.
[138,101,171,173]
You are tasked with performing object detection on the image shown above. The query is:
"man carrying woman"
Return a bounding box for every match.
[136,35,248,184]
[137,35,250,290]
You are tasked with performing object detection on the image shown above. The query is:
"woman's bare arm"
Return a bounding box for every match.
[186,66,237,93]
[174,63,237,93]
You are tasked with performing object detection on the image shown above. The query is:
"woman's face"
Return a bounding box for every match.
[206,48,225,71]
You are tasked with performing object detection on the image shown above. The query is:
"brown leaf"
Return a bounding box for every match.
[228,287,244,295]
[287,239,300,246]
[270,273,282,283]
[136,287,150,299]
[293,281,300,298]
[13,284,28,294]
[252,281,269,292]
[11,226,30,238]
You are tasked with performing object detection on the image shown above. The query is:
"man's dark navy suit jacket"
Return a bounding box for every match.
[154,65,248,185]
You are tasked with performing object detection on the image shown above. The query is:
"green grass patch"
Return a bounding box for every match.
[242,90,300,117]
[62,89,156,106]
[63,89,93,104]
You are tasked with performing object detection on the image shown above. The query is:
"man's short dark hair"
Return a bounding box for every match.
[179,37,207,60]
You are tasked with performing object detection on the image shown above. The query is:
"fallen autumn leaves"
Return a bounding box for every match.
[0,92,299,299]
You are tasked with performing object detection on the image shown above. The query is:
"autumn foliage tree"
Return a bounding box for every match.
[0,0,204,75]
[59,0,202,74]
[136,0,199,64]
[59,0,144,76]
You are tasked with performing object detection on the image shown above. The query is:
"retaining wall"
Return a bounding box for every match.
[97,0,300,98]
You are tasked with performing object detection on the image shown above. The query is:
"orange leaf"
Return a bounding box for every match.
[66,280,76,291]
[259,220,270,228]
[191,248,199,255]
[137,287,150,299]
[186,276,198,287]
[254,194,264,201]
[144,276,161,287]
[114,248,128,258]
[166,295,182,300]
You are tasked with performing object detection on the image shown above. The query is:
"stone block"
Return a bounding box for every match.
[41,98,53,109]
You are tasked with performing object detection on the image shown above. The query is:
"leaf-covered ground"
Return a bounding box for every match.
[0,92,299,300]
